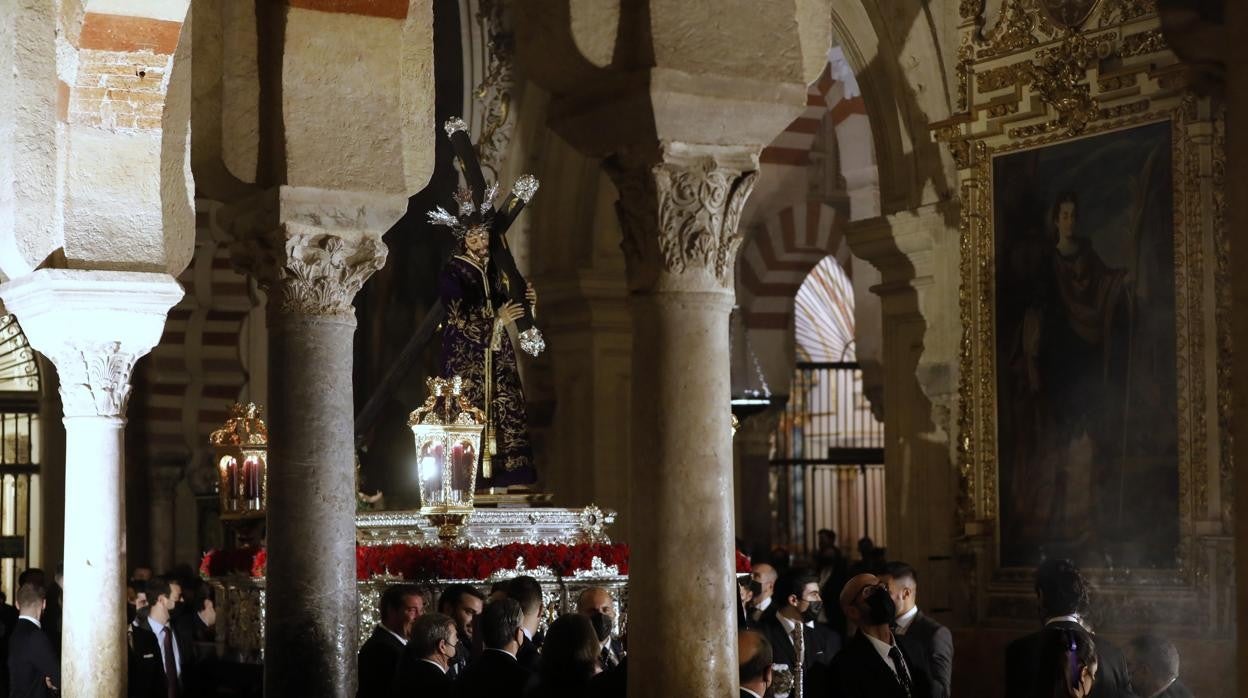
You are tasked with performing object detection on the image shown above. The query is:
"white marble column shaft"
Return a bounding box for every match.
[0,270,184,698]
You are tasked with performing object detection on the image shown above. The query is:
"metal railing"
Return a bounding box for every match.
[770,363,885,557]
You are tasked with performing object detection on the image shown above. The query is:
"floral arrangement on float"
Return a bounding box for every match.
[201,544,751,581]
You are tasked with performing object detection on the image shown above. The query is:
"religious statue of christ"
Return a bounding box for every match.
[426,117,544,488]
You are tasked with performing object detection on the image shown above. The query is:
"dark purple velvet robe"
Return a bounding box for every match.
[436,255,535,486]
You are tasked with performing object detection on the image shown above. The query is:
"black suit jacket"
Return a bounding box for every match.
[7,619,57,698]
[516,635,541,673]
[897,611,953,698]
[454,648,531,698]
[358,626,406,698]
[825,630,931,698]
[758,612,836,671]
[1003,621,1131,698]
[392,653,452,698]
[587,654,625,698]
[128,617,194,698]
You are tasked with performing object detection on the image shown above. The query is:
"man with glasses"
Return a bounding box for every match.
[825,573,930,698]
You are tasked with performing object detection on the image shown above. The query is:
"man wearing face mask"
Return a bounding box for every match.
[393,613,457,698]
[759,569,837,695]
[826,573,931,698]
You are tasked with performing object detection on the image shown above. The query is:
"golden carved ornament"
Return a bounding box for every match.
[932,0,1228,631]
[210,403,268,447]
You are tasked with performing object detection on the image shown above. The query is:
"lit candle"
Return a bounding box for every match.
[223,457,238,511]
[451,442,465,493]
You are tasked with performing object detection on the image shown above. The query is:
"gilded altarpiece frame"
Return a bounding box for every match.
[933,0,1231,637]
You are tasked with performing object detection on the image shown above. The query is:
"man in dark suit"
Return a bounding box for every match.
[454,598,530,698]
[359,583,425,698]
[577,587,625,669]
[436,583,483,678]
[880,562,953,698]
[502,576,543,673]
[7,583,56,698]
[392,612,456,698]
[738,630,773,698]
[825,573,931,698]
[748,564,778,625]
[758,569,838,696]
[128,576,194,698]
[1125,633,1194,698]
[1003,559,1131,698]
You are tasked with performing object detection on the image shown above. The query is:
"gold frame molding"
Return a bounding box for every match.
[933,0,1231,632]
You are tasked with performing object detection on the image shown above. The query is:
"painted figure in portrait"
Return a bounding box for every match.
[995,121,1179,569]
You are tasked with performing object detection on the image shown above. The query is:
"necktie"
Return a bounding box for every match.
[888,645,913,698]
[791,625,805,666]
[600,645,617,669]
[162,626,179,698]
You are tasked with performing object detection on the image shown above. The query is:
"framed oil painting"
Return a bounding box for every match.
[992,120,1179,570]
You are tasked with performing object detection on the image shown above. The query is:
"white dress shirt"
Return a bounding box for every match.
[17,615,40,629]
[754,596,772,614]
[741,688,764,698]
[419,658,448,674]
[895,606,920,635]
[864,631,904,677]
[380,624,408,646]
[1045,614,1086,629]
[147,616,182,678]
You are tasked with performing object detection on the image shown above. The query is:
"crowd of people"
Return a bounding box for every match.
[0,541,1199,698]
[0,564,222,697]
[357,576,624,698]
[738,533,1193,698]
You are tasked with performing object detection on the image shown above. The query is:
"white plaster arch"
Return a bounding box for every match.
[828,0,955,212]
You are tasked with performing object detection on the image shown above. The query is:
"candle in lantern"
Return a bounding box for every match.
[450,442,464,493]
[244,456,262,509]
[219,456,237,512]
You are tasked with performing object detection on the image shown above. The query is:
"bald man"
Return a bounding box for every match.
[826,573,931,698]
[577,586,624,667]
[738,630,773,698]
[749,563,778,623]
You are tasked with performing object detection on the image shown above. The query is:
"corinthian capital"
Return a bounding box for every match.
[233,229,388,317]
[606,151,758,292]
[54,342,139,417]
[222,187,403,317]
[0,269,184,418]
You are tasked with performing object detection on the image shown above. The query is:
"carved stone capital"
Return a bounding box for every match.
[606,150,759,293]
[232,230,388,317]
[52,343,139,418]
[221,187,402,317]
[0,269,184,418]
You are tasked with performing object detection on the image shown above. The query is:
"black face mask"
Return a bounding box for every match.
[864,587,896,625]
[801,601,823,623]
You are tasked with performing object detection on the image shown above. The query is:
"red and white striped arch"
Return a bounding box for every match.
[739,48,873,332]
[738,201,848,329]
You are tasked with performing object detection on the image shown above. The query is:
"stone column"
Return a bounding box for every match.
[0,270,183,698]
[1228,0,1248,690]
[148,463,184,575]
[606,149,757,698]
[734,408,782,557]
[227,186,400,698]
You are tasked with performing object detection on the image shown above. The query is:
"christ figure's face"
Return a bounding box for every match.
[464,228,489,261]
